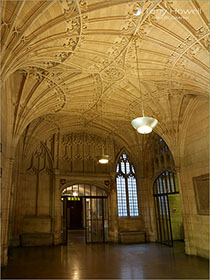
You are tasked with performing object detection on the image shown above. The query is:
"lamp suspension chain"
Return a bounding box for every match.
[134,38,144,117]
[131,36,158,134]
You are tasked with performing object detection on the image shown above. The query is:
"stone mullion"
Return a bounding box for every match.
[53,132,60,170]
[163,149,168,169]
[35,155,40,216]
[125,173,130,217]
[70,134,73,172]
[51,133,59,243]
[82,133,85,172]
[49,172,54,233]
[93,141,96,173]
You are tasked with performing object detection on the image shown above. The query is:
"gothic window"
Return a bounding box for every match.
[116,152,139,217]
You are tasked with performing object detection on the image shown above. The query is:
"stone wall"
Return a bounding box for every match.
[1,78,16,266]
[8,132,146,247]
[118,218,144,232]
[6,112,209,260]
[59,133,115,174]
[180,101,209,258]
[168,194,184,240]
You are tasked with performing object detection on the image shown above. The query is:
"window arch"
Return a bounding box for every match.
[116,152,139,217]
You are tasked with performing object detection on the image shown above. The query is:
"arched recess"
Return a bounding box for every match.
[140,133,180,243]
[153,171,184,246]
[60,183,109,244]
[9,141,55,248]
[115,151,147,244]
[9,127,130,247]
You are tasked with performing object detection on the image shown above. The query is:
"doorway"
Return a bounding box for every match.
[153,171,184,246]
[67,199,83,230]
[85,197,108,243]
[61,184,108,244]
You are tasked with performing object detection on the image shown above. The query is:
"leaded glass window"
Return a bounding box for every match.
[116,152,139,217]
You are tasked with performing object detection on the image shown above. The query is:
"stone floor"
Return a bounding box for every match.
[2,230,209,279]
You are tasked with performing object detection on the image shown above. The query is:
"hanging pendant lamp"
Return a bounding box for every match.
[131,116,158,134]
[96,146,111,164]
[131,37,158,134]
[98,154,112,164]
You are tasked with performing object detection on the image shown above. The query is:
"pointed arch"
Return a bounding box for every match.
[116,152,139,217]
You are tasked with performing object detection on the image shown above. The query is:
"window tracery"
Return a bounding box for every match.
[116,152,139,217]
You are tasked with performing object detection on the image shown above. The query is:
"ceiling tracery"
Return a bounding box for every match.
[1,0,209,149]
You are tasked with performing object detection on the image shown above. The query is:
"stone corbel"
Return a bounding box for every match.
[175,166,181,173]
[53,168,60,176]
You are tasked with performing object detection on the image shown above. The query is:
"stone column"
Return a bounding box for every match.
[52,169,62,245]
[1,157,15,266]
[144,176,157,242]
[12,171,26,246]
[175,166,196,255]
[108,173,119,242]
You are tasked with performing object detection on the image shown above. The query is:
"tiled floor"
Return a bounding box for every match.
[2,230,209,279]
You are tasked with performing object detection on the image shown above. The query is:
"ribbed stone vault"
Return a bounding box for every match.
[1,0,209,147]
[1,1,210,267]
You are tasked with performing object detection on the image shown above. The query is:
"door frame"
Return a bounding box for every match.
[62,197,68,245]
[153,171,180,247]
[84,196,108,243]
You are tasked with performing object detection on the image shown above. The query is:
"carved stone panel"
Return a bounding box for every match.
[193,174,209,215]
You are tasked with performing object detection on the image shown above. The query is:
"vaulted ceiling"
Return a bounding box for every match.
[1,0,209,150]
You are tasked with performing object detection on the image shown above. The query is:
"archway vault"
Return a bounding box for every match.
[1,0,209,265]
[2,0,209,149]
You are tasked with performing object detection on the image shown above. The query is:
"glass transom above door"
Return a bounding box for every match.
[62,184,107,197]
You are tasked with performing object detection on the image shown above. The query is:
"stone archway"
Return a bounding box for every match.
[61,183,109,244]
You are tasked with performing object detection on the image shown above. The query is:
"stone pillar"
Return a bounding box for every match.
[12,171,26,246]
[51,132,62,245]
[108,174,119,242]
[138,174,156,242]
[1,157,15,266]
[143,176,157,242]
[52,169,62,245]
[8,146,25,247]
[175,166,197,255]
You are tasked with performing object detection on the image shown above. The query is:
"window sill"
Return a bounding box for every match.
[118,216,141,219]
